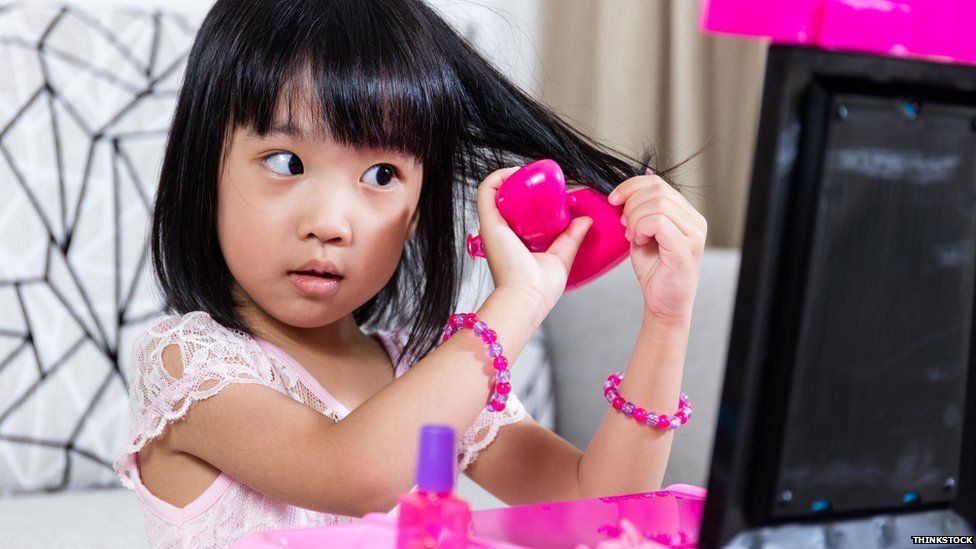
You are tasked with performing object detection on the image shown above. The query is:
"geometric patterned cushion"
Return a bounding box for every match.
[0,3,194,493]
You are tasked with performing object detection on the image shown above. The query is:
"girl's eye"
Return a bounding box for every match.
[265,152,304,176]
[361,164,399,188]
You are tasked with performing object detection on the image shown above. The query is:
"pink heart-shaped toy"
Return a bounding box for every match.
[467,159,629,291]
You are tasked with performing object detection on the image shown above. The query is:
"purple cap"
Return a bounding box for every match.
[415,424,456,493]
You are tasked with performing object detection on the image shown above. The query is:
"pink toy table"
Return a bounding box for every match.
[470,484,706,548]
[233,485,706,548]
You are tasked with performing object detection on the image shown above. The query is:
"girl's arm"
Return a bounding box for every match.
[161,286,547,517]
[465,170,705,504]
[463,313,690,504]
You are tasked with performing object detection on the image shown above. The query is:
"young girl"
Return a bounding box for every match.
[112,0,707,546]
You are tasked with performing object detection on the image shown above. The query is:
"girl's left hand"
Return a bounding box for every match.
[607,169,707,325]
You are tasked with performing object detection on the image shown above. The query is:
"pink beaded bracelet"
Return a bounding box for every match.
[603,372,692,430]
[441,313,512,413]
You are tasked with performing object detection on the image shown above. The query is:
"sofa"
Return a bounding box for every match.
[0,247,740,547]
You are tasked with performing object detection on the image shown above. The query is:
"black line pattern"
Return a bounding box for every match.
[0,3,195,494]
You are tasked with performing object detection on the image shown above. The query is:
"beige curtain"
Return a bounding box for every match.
[537,0,767,248]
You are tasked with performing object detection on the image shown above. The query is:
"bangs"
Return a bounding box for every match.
[226,1,463,165]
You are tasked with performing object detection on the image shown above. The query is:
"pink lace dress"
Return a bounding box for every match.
[113,311,528,548]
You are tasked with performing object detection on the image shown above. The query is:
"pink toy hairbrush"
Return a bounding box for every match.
[466,159,630,291]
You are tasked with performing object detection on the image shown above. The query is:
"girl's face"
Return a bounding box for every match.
[217,105,423,333]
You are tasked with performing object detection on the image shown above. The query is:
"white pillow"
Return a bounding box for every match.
[0,3,192,494]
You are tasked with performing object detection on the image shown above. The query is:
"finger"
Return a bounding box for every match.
[607,174,647,206]
[652,182,708,233]
[624,196,703,240]
[546,216,593,274]
[621,192,686,235]
[477,166,522,227]
[630,214,690,260]
[611,175,706,233]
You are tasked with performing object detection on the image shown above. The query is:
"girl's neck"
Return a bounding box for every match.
[256,317,368,360]
[235,292,368,359]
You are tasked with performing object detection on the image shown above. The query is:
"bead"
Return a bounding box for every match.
[632,408,647,423]
[608,374,622,385]
[463,314,478,328]
[496,369,511,383]
[656,415,670,429]
[493,356,509,370]
[621,402,635,415]
[490,399,506,411]
[669,416,681,430]
[612,397,625,410]
[496,382,511,395]
[674,411,687,425]
[604,380,615,390]
[481,329,497,344]
[605,391,619,403]
[645,413,658,426]
[473,321,487,335]
[680,392,689,402]
[488,342,503,357]
[450,313,464,327]
[496,392,509,404]
[604,386,616,398]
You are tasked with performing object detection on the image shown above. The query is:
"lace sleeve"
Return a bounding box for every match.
[113,311,273,488]
[457,389,530,472]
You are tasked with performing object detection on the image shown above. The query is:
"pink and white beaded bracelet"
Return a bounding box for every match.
[441,313,512,412]
[603,372,692,430]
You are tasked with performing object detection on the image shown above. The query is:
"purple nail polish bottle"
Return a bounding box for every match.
[396,425,472,549]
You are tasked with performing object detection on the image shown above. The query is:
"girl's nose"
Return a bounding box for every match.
[296,180,354,244]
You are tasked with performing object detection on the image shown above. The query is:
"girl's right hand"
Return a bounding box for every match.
[476,166,594,319]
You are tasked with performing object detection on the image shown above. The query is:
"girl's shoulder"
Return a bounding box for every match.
[130,310,261,371]
[142,309,243,337]
[137,310,249,348]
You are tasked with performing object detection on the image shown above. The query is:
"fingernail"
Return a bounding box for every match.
[577,217,592,234]
[620,216,627,226]
[645,167,654,176]
[608,192,617,204]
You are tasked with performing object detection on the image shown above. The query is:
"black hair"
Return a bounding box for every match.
[152,0,694,368]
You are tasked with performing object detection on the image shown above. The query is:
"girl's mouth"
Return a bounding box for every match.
[292,270,342,279]
[287,272,343,296]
